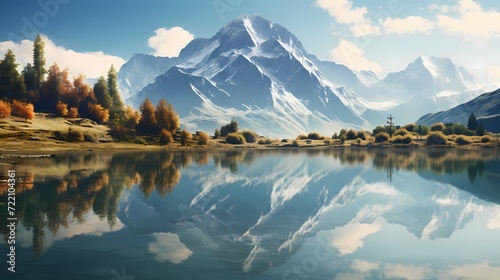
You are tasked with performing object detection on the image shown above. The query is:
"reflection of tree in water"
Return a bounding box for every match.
[0,151,194,256]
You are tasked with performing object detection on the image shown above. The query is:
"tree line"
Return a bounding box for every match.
[0,34,182,142]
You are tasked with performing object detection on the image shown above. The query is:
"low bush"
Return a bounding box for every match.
[197,132,210,145]
[426,132,447,145]
[430,122,445,132]
[160,129,173,145]
[0,100,12,118]
[83,132,99,143]
[307,132,321,140]
[394,128,409,136]
[241,130,258,143]
[180,129,192,146]
[345,129,357,140]
[292,140,299,147]
[481,136,493,143]
[392,135,413,144]
[67,127,84,142]
[455,136,472,145]
[356,131,367,140]
[297,134,307,140]
[11,100,35,120]
[226,133,246,144]
[324,139,332,145]
[374,132,389,143]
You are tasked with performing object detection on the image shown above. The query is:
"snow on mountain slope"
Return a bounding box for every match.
[117,53,178,101]
[129,15,371,136]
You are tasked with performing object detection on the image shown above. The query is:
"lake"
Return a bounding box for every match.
[1,148,500,280]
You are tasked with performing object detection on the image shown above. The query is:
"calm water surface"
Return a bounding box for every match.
[1,148,500,280]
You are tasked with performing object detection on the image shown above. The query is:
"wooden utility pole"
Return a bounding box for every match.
[386,114,394,138]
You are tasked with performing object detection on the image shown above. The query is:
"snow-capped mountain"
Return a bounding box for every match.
[123,15,377,136]
[117,53,178,100]
[416,88,500,132]
[362,56,492,124]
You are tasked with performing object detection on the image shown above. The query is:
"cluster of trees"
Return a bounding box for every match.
[0,34,189,146]
[0,34,127,124]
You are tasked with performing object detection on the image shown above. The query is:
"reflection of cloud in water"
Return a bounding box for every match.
[16,210,124,251]
[445,263,500,279]
[148,232,193,264]
[487,206,500,230]
[328,222,382,255]
[347,259,500,280]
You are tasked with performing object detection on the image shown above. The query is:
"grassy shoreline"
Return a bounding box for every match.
[1,115,498,154]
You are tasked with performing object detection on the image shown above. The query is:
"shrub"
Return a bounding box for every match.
[180,129,192,146]
[372,126,386,135]
[455,136,472,145]
[340,135,346,144]
[220,119,238,137]
[374,132,389,143]
[292,140,299,147]
[481,136,492,143]
[324,139,332,145]
[405,123,416,132]
[392,135,413,144]
[430,122,445,132]
[241,130,258,143]
[67,107,79,118]
[356,131,367,140]
[11,100,35,120]
[258,139,265,145]
[416,125,430,136]
[197,132,210,145]
[225,133,245,144]
[297,134,308,140]
[0,100,11,118]
[112,125,129,139]
[265,138,273,144]
[214,128,220,139]
[394,128,409,136]
[345,129,357,140]
[83,132,99,143]
[426,132,447,145]
[67,127,84,142]
[331,132,338,139]
[160,129,173,145]
[307,132,321,140]
[56,101,68,117]
[356,138,361,144]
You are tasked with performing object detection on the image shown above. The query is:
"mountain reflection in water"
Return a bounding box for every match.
[0,148,499,280]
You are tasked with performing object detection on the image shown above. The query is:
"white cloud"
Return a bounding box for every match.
[331,40,382,74]
[315,0,379,37]
[0,35,125,79]
[148,27,194,57]
[428,3,453,13]
[148,232,193,264]
[328,222,382,255]
[437,0,500,39]
[315,0,367,24]
[381,16,435,34]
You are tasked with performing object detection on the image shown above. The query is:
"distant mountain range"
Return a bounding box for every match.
[417,88,500,132]
[117,14,494,136]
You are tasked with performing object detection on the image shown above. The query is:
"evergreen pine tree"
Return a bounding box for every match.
[0,50,26,101]
[33,34,47,90]
[467,113,478,131]
[93,76,113,110]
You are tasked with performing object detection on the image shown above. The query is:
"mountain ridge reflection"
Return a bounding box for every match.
[0,148,499,279]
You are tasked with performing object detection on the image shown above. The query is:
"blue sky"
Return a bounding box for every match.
[0,0,499,84]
